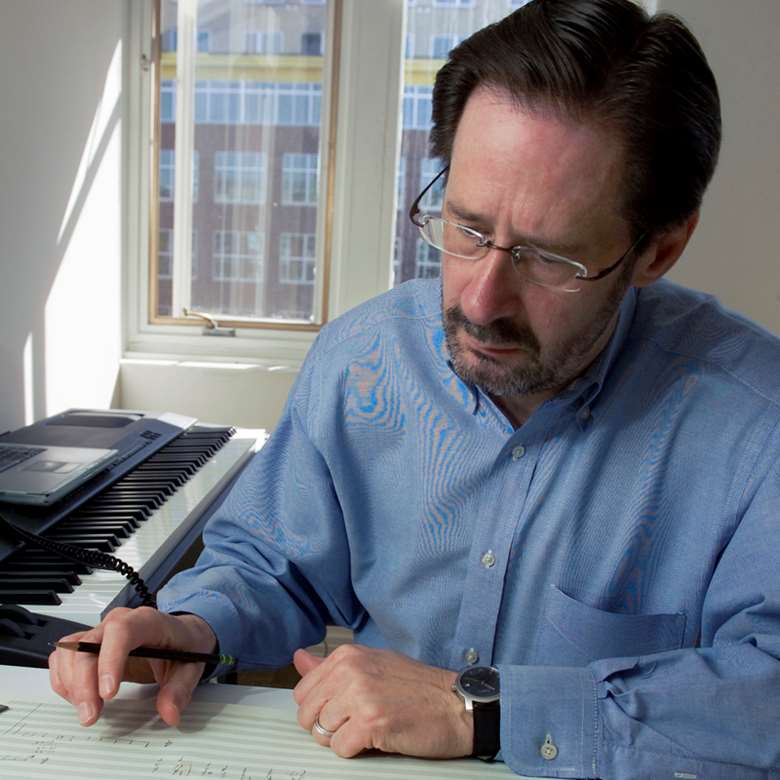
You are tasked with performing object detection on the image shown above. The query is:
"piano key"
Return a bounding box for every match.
[9,430,264,626]
[48,534,119,552]
[0,589,62,605]
[56,525,134,540]
[0,569,82,586]
[2,559,94,575]
[0,577,74,594]
[73,508,151,522]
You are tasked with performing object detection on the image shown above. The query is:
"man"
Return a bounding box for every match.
[50,1,780,778]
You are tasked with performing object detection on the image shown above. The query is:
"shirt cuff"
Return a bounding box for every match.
[159,591,243,681]
[496,663,598,779]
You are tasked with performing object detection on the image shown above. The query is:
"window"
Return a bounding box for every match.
[431,34,461,59]
[419,157,444,211]
[213,231,265,283]
[301,32,323,55]
[402,86,433,130]
[393,0,514,287]
[415,239,441,279]
[159,229,173,279]
[214,151,266,204]
[279,233,317,285]
[159,150,200,203]
[404,33,415,59]
[396,157,407,211]
[282,153,319,205]
[136,0,519,347]
[245,31,284,54]
[150,0,329,325]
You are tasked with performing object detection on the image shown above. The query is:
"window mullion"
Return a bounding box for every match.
[171,0,197,318]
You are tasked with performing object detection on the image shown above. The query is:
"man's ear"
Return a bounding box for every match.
[631,210,700,288]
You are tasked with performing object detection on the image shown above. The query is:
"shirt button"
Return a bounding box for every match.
[511,445,526,461]
[540,734,558,760]
[464,648,479,665]
[481,550,496,568]
[578,406,591,422]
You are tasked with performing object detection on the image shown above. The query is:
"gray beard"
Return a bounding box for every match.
[442,273,631,398]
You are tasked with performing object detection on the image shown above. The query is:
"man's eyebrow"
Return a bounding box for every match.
[445,199,584,256]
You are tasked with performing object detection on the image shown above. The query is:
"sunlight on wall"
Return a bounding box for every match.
[45,41,123,416]
[23,333,34,425]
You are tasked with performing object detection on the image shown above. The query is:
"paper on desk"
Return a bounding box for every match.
[0,697,546,780]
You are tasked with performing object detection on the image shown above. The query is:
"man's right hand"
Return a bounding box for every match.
[48,606,217,727]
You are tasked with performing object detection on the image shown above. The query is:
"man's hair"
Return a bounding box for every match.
[430,0,721,240]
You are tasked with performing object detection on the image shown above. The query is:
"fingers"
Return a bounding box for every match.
[47,607,215,728]
[49,625,106,725]
[153,657,205,727]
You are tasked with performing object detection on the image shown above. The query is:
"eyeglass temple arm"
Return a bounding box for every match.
[409,165,450,224]
[579,231,647,282]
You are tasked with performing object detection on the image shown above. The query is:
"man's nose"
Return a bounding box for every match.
[459,247,520,327]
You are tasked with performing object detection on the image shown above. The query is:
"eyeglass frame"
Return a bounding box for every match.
[408,166,646,293]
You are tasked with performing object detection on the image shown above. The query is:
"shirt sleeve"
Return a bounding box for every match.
[497,438,780,780]
[156,344,366,675]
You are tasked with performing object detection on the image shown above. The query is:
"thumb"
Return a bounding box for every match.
[293,648,324,677]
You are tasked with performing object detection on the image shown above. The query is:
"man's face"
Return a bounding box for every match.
[441,88,638,401]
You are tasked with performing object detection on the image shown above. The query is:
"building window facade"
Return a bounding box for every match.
[214,151,267,204]
[279,233,317,286]
[282,153,319,205]
[213,231,265,283]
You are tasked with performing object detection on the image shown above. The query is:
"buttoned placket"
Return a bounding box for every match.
[449,428,539,670]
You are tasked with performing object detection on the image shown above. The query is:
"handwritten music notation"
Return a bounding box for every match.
[0,697,517,780]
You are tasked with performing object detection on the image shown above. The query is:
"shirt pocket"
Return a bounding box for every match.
[536,584,687,666]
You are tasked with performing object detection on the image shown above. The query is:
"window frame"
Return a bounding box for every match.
[125,0,410,363]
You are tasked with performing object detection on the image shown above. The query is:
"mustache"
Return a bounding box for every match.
[444,304,540,353]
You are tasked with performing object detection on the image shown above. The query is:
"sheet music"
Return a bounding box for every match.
[0,696,530,780]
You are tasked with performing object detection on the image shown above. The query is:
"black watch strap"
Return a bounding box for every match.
[472,700,500,761]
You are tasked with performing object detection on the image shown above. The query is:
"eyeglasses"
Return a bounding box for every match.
[409,167,645,293]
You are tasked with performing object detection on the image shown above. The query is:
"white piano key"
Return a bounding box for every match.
[18,430,266,627]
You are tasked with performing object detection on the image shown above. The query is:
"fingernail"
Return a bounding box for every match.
[78,702,96,725]
[100,674,115,698]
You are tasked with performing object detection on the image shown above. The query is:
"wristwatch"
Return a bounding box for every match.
[452,665,501,761]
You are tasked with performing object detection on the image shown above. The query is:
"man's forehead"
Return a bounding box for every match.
[446,88,627,238]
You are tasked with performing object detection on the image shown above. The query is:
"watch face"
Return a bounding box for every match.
[459,666,500,700]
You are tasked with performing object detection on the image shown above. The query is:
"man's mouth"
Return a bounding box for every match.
[460,331,527,358]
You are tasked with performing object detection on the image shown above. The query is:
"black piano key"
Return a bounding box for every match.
[47,536,118,552]
[0,559,93,575]
[66,515,140,529]
[0,577,74,594]
[72,508,149,522]
[56,523,133,539]
[0,569,82,586]
[89,495,166,509]
[0,589,62,605]
[50,530,121,545]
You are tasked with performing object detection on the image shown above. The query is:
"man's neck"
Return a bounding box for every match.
[491,388,555,429]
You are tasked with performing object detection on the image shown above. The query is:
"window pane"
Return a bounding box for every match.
[155,0,330,323]
[394,0,524,285]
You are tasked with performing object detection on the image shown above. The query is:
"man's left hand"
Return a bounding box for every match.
[292,644,473,759]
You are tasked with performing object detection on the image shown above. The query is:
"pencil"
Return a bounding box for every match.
[53,640,236,666]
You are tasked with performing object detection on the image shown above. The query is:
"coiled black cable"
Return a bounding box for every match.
[0,513,157,608]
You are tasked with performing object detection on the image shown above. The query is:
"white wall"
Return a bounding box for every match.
[662,0,780,333]
[0,0,125,434]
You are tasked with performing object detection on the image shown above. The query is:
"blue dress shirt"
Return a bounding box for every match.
[159,278,780,779]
